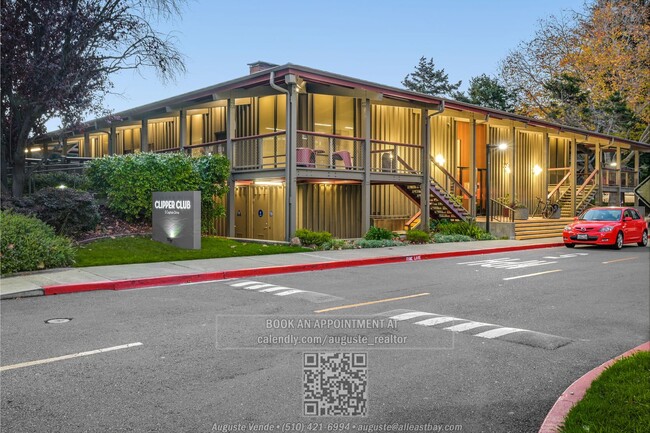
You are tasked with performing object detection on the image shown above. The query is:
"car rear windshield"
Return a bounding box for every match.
[580,209,621,221]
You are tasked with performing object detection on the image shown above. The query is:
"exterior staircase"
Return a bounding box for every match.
[514,218,573,240]
[396,180,469,227]
[557,184,598,217]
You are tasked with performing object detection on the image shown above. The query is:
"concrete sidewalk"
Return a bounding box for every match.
[0,237,564,300]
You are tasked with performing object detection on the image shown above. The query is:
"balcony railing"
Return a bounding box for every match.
[601,168,638,188]
[370,139,422,174]
[232,131,287,171]
[297,131,364,171]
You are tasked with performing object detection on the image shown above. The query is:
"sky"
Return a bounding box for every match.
[48,0,588,131]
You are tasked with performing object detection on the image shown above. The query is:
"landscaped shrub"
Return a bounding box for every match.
[294,229,333,247]
[355,239,406,248]
[434,220,493,240]
[432,233,473,243]
[31,172,89,192]
[86,152,229,233]
[364,226,394,240]
[406,229,430,244]
[0,211,75,275]
[321,239,353,250]
[2,187,100,236]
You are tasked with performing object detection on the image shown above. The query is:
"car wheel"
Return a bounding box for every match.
[638,230,648,247]
[565,243,575,248]
[613,232,624,250]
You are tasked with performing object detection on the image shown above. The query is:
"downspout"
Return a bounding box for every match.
[270,71,294,241]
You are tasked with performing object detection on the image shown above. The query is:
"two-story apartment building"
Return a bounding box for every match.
[35,62,650,241]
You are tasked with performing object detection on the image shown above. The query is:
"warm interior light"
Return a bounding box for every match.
[497,143,508,151]
[504,163,511,174]
[533,164,543,175]
[609,161,617,167]
[434,154,446,165]
[254,180,284,186]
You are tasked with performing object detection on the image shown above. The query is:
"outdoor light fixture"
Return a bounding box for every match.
[485,143,508,233]
[435,154,446,165]
[254,180,284,186]
[533,164,543,175]
[57,184,67,189]
[609,161,617,167]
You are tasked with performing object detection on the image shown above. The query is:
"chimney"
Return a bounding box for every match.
[248,61,278,75]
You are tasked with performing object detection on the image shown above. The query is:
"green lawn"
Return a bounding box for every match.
[74,235,310,267]
[560,350,650,433]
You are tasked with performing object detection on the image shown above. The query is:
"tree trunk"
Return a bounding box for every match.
[11,147,25,198]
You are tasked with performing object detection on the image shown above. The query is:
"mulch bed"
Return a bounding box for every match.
[74,206,151,244]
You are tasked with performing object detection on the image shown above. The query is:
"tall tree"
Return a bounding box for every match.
[1,0,187,197]
[402,56,461,97]
[498,0,649,142]
[453,74,516,112]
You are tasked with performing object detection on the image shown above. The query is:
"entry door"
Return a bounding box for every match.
[252,187,271,239]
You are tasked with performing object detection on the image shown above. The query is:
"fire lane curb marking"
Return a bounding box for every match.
[40,243,565,296]
[0,342,143,372]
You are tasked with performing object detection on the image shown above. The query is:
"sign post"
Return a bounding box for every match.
[152,191,201,249]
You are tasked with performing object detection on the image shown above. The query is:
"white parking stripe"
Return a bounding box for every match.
[0,342,143,372]
[273,289,305,296]
[242,284,275,290]
[475,327,523,339]
[503,269,562,280]
[230,281,258,287]
[389,311,437,321]
[258,286,293,293]
[444,322,492,332]
[414,316,458,326]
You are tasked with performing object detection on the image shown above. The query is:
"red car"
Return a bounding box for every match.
[563,206,648,249]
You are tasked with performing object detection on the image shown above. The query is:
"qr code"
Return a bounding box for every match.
[303,352,368,417]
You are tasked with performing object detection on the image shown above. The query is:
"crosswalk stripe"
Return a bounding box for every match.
[444,322,492,332]
[273,289,305,296]
[389,311,437,321]
[475,327,523,339]
[414,316,458,326]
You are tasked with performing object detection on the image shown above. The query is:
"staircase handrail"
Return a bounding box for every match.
[489,198,515,223]
[405,211,422,230]
[576,168,599,196]
[431,158,473,199]
[547,170,572,200]
[396,156,419,174]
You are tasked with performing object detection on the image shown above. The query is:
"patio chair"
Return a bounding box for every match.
[296,147,316,167]
[332,150,352,169]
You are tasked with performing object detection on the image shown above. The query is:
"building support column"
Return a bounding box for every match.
[420,109,431,230]
[285,76,298,241]
[570,137,577,215]
[634,150,640,206]
[140,119,149,152]
[469,119,477,218]
[615,146,622,205]
[83,131,91,157]
[179,109,187,153]
[226,98,236,237]
[109,126,116,155]
[595,143,602,204]
[510,126,516,205]
[543,133,550,200]
[361,99,372,235]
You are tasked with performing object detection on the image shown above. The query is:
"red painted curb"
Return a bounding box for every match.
[42,242,564,296]
[538,341,650,433]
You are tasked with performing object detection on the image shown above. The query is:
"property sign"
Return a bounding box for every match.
[152,191,201,249]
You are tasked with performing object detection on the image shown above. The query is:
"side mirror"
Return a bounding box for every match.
[624,216,632,222]
[573,217,579,222]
